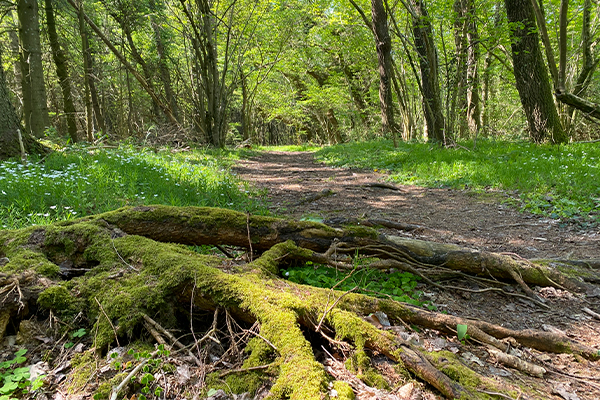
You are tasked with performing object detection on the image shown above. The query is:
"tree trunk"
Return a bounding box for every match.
[371,0,398,146]
[504,0,567,143]
[452,0,481,138]
[78,0,94,142]
[149,0,179,123]
[45,0,79,143]
[0,48,42,160]
[410,0,446,144]
[17,0,50,138]
[180,0,230,147]
[8,29,23,118]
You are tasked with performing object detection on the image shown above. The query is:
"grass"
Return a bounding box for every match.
[313,139,600,224]
[0,144,267,229]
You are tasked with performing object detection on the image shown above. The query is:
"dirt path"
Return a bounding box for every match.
[234,151,599,260]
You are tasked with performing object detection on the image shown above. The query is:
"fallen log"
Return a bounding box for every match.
[1,205,598,399]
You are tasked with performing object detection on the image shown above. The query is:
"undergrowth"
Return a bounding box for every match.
[281,261,428,307]
[314,139,600,224]
[0,144,267,229]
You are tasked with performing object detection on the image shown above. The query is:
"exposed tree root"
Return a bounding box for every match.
[1,205,599,399]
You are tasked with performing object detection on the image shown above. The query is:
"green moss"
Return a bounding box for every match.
[427,351,481,389]
[0,249,57,276]
[332,381,355,400]
[37,285,84,316]
[94,381,112,400]
[345,350,389,390]
[244,337,275,368]
[205,371,267,396]
[68,350,98,393]
[341,225,379,239]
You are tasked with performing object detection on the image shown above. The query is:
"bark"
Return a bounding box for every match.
[45,0,79,142]
[8,29,23,117]
[371,0,398,146]
[17,0,50,138]
[149,0,180,123]
[2,205,599,400]
[505,0,567,143]
[409,0,446,143]
[179,0,230,147]
[78,0,94,141]
[0,49,42,160]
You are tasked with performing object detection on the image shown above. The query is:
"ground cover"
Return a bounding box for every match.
[0,145,266,229]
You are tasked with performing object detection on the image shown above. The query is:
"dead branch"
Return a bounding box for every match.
[294,188,335,205]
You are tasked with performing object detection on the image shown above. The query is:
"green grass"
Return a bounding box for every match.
[314,139,600,224]
[0,145,267,229]
[258,144,321,152]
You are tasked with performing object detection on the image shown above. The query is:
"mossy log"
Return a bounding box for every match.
[1,205,599,399]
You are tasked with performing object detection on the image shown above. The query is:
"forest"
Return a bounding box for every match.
[0,0,599,155]
[1,0,600,400]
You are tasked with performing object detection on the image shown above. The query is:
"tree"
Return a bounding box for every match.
[0,48,42,160]
[45,0,79,142]
[371,0,398,145]
[2,205,599,399]
[17,0,50,138]
[504,0,567,143]
[451,0,481,138]
[409,0,446,143]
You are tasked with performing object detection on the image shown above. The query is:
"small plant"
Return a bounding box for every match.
[96,345,171,400]
[457,324,470,343]
[282,260,426,306]
[0,349,45,400]
[64,327,87,349]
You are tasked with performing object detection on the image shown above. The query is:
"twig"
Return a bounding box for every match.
[198,308,221,345]
[94,297,120,347]
[247,330,277,351]
[110,348,159,400]
[111,240,139,272]
[293,188,335,206]
[246,212,253,262]
[583,307,600,320]
[215,245,234,259]
[316,286,358,333]
[17,129,26,164]
[478,390,518,400]
[218,363,273,378]
[142,314,202,366]
[362,182,404,191]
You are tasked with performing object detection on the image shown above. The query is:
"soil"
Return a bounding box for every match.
[233,150,600,400]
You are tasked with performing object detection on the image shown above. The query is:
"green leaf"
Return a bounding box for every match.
[31,376,45,391]
[207,389,218,396]
[64,342,74,349]
[0,381,19,394]
[72,328,87,338]
[14,349,27,358]
[457,324,468,341]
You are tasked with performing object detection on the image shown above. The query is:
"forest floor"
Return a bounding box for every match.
[233,150,600,400]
